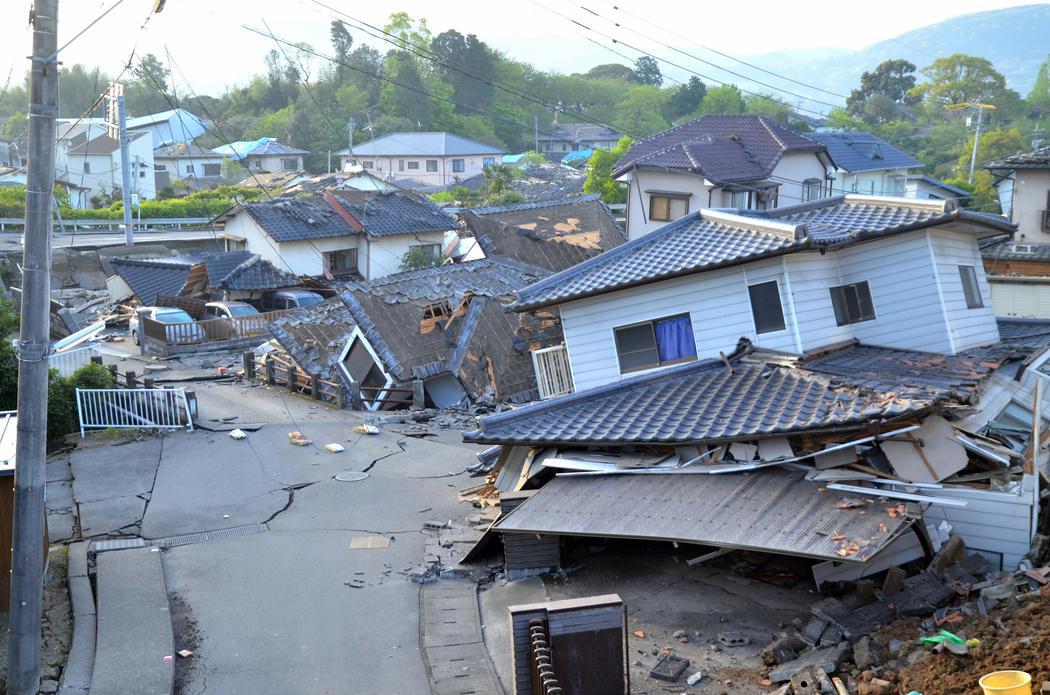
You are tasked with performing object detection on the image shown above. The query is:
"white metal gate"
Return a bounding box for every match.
[75,387,193,436]
[49,343,102,378]
[531,344,574,400]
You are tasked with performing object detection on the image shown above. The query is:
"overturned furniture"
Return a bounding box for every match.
[509,594,628,695]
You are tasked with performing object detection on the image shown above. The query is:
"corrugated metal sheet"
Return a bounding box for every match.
[494,469,914,563]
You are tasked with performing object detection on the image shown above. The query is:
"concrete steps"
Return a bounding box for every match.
[90,547,174,695]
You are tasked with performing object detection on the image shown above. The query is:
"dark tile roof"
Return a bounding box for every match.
[153,142,219,159]
[271,298,358,380]
[461,196,626,273]
[464,347,925,446]
[110,256,196,305]
[613,114,825,181]
[67,134,121,156]
[241,196,357,243]
[350,256,548,302]
[200,251,299,291]
[994,318,1050,349]
[808,132,923,173]
[326,189,458,237]
[509,196,1017,311]
[982,240,1050,262]
[986,147,1050,171]
[908,175,970,197]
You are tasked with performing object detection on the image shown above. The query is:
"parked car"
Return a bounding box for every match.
[259,290,324,311]
[129,306,203,345]
[202,301,260,320]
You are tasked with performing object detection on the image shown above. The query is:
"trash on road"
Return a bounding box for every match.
[228,428,247,440]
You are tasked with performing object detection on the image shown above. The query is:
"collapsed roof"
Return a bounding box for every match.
[324,189,458,237]
[459,195,626,273]
[110,251,299,304]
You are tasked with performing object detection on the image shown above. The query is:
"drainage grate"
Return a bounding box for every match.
[91,538,149,553]
[334,471,369,482]
[153,523,265,548]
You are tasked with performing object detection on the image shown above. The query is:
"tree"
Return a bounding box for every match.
[136,53,170,95]
[1028,54,1050,114]
[383,12,432,58]
[612,85,667,136]
[584,64,634,81]
[347,45,383,105]
[846,59,917,116]
[380,51,431,129]
[330,21,354,85]
[699,84,745,114]
[631,57,662,87]
[584,135,633,204]
[665,77,706,121]
[911,54,1009,108]
[956,126,1026,173]
[399,246,442,272]
[744,93,793,123]
[431,30,496,113]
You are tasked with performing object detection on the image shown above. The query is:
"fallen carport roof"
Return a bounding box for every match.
[492,468,915,564]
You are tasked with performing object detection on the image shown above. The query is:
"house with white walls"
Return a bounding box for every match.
[216,189,457,281]
[154,142,225,190]
[808,131,924,197]
[463,195,1050,575]
[127,108,208,147]
[335,132,504,187]
[614,114,836,240]
[61,130,156,206]
[212,137,309,174]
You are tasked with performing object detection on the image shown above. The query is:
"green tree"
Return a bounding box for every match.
[911,54,1009,108]
[431,30,496,113]
[744,93,793,123]
[957,126,1026,173]
[612,85,667,136]
[135,53,170,96]
[399,246,443,272]
[384,12,432,58]
[699,84,745,115]
[380,51,432,129]
[1028,54,1050,114]
[846,59,918,116]
[631,57,662,87]
[584,135,633,204]
[665,77,706,121]
[330,21,354,85]
[584,64,634,81]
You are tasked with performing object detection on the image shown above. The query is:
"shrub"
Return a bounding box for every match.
[46,362,115,444]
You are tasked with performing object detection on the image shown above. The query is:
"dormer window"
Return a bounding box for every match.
[649,194,689,222]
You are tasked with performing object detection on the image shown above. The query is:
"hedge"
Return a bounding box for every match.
[0,185,267,220]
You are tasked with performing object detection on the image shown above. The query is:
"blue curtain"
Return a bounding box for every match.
[654,316,696,362]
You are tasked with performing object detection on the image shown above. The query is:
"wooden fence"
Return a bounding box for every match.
[141,309,291,351]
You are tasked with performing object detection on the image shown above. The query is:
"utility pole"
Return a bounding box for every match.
[9,1,57,692]
[346,117,356,171]
[534,115,539,153]
[117,92,133,246]
[946,101,996,185]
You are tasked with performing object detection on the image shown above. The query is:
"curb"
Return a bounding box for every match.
[58,541,95,694]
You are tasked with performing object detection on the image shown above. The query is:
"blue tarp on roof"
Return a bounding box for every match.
[561,149,593,166]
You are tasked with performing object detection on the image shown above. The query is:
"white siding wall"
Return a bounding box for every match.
[836,233,952,353]
[156,155,224,181]
[932,474,1036,570]
[225,213,360,277]
[784,252,853,351]
[624,170,711,240]
[989,279,1050,319]
[830,168,912,197]
[366,231,446,281]
[928,230,1000,350]
[771,152,831,207]
[1009,169,1050,242]
[338,153,502,186]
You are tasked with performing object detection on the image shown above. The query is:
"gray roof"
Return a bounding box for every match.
[111,251,298,303]
[464,344,927,446]
[983,240,1050,262]
[240,197,357,243]
[336,132,504,157]
[493,469,913,563]
[201,251,299,291]
[537,122,621,144]
[154,142,220,159]
[987,147,1050,171]
[508,196,1017,311]
[808,132,923,173]
[907,175,970,197]
[271,298,358,379]
[613,114,826,181]
[349,256,547,302]
[418,163,588,202]
[110,256,196,305]
[325,189,458,238]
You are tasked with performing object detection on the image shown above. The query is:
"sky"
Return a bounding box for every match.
[0,0,1034,98]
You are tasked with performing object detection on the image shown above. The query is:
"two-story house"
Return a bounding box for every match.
[126,108,208,148]
[615,114,836,239]
[153,142,224,190]
[335,132,504,186]
[809,131,922,197]
[216,189,457,281]
[981,147,1050,318]
[62,129,156,205]
[212,137,309,174]
[536,121,622,158]
[464,195,1050,574]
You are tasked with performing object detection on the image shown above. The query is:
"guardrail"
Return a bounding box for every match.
[0,217,212,232]
[75,387,193,436]
[49,343,102,378]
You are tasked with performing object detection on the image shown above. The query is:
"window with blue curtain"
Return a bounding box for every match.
[654,315,697,363]
[615,314,697,373]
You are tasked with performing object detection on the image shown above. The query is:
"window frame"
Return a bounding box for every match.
[482,157,495,168]
[323,248,359,276]
[281,158,298,171]
[648,194,689,222]
[398,159,405,172]
[828,281,877,326]
[425,159,438,172]
[803,178,824,202]
[613,313,697,374]
[959,265,984,309]
[731,190,750,209]
[407,161,420,170]
[451,158,465,173]
[408,243,441,262]
[202,163,220,176]
[747,280,787,334]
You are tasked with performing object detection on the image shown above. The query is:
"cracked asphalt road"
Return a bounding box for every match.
[58,378,487,694]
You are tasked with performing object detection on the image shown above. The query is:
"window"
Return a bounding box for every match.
[185,164,193,174]
[731,191,749,209]
[613,314,697,374]
[362,160,374,170]
[829,281,876,326]
[83,162,90,174]
[748,281,786,334]
[203,163,220,176]
[398,159,405,172]
[281,158,298,171]
[426,160,438,172]
[323,248,359,276]
[156,164,167,171]
[409,243,441,261]
[407,161,420,170]
[483,157,495,168]
[252,160,262,169]
[649,195,689,222]
[452,159,465,173]
[803,178,824,202]
[959,265,984,309]
[139,170,145,178]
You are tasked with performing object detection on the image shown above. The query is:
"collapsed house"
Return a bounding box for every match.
[108,251,299,305]
[271,257,564,409]
[463,194,1050,582]
[454,195,626,271]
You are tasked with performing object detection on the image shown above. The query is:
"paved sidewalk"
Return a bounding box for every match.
[421,580,504,695]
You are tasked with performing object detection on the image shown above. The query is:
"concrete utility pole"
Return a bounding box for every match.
[534,115,539,153]
[346,117,356,171]
[9,1,57,692]
[117,93,133,246]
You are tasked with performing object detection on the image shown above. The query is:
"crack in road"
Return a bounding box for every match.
[362,439,407,473]
[260,481,318,526]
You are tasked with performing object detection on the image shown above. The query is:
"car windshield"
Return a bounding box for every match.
[228,305,259,317]
[295,294,323,309]
[155,310,194,324]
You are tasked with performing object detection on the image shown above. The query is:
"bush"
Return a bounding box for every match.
[46,362,115,444]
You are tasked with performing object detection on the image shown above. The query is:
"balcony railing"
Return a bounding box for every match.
[531,344,574,400]
[1042,209,1050,231]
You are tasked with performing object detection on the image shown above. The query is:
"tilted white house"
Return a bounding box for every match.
[127,108,208,147]
[614,114,836,240]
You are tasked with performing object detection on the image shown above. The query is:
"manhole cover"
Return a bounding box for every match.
[334,471,369,482]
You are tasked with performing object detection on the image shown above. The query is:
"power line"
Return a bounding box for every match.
[595,0,850,100]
